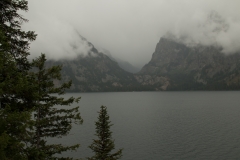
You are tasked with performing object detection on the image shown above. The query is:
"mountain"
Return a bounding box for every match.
[46,37,142,92]
[112,58,140,73]
[46,34,240,92]
[138,37,240,90]
[99,48,140,73]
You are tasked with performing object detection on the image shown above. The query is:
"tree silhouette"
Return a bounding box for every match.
[88,106,122,160]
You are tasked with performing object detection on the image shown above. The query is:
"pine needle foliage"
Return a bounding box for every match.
[0,0,36,70]
[0,105,32,160]
[0,53,33,159]
[27,54,83,160]
[0,1,39,159]
[0,1,82,159]
[0,0,37,112]
[88,106,122,160]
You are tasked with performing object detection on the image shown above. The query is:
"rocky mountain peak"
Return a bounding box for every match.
[48,34,240,92]
[139,37,240,90]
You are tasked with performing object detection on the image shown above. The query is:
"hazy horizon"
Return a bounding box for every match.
[22,0,240,68]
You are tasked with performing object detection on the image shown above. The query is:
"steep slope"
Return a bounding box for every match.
[113,59,140,73]
[138,38,240,90]
[99,48,140,73]
[46,40,140,92]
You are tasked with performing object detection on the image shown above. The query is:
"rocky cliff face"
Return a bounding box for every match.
[139,38,240,90]
[46,40,141,92]
[46,36,240,92]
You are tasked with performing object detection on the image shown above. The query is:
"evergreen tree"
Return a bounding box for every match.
[88,106,122,160]
[0,104,32,160]
[0,1,82,159]
[0,53,33,158]
[27,54,83,160]
[0,1,37,159]
[0,0,37,111]
[0,0,36,69]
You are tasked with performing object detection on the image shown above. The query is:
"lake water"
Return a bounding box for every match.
[50,91,240,160]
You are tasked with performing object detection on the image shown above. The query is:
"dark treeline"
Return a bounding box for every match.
[0,0,122,159]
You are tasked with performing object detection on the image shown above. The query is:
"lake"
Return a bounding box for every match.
[50,91,240,160]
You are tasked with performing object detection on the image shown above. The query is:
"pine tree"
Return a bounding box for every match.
[0,1,37,159]
[0,55,33,158]
[0,0,36,70]
[88,106,122,160]
[0,104,32,160]
[1,1,82,159]
[0,0,37,111]
[27,54,83,159]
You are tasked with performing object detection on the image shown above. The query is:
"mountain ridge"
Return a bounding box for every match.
[46,39,144,92]
[46,35,240,92]
[139,37,240,90]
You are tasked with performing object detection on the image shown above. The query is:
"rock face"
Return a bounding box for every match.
[46,36,240,92]
[134,75,169,90]
[46,42,140,92]
[139,38,240,90]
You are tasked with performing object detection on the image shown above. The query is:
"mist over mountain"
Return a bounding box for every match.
[98,48,140,73]
[45,36,145,92]
[138,37,240,90]
[24,1,240,67]
[45,33,240,92]
[163,10,240,54]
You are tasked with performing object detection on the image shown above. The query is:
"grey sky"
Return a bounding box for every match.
[22,0,240,68]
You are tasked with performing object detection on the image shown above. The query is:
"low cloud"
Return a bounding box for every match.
[22,0,240,66]
[165,10,240,54]
[25,17,93,60]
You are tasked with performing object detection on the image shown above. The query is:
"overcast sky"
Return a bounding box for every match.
[22,0,240,68]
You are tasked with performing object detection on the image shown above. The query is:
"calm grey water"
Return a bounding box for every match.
[50,91,240,160]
